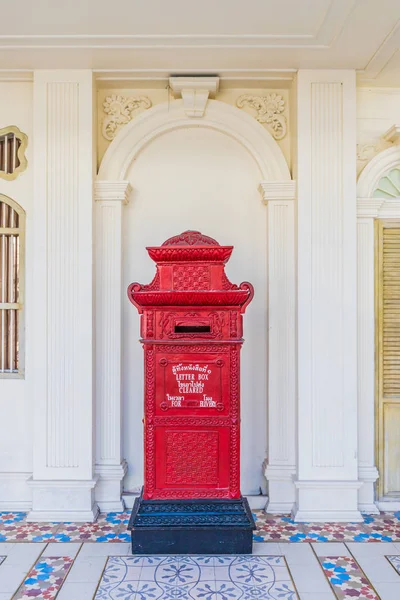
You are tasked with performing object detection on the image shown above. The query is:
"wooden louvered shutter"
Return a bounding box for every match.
[376,220,400,498]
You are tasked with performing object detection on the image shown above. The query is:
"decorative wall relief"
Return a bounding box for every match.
[102,94,152,140]
[357,138,393,175]
[236,93,287,140]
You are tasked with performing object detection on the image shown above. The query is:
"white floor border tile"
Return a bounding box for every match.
[0,542,46,596]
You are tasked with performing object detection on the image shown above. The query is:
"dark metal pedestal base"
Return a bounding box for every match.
[128,491,256,555]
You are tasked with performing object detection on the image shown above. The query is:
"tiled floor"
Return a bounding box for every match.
[2,512,400,598]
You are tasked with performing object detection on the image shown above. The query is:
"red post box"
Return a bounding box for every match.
[127,231,256,554]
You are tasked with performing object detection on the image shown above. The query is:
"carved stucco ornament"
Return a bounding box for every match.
[357,124,400,176]
[102,94,152,141]
[236,93,287,140]
[356,139,393,176]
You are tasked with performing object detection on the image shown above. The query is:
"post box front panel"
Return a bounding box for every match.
[156,352,230,415]
[144,344,241,499]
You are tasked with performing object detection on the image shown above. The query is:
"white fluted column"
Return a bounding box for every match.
[357,199,382,513]
[28,71,97,522]
[94,181,131,511]
[293,70,362,522]
[260,182,297,513]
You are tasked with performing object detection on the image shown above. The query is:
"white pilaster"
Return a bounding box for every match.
[260,181,297,513]
[28,70,98,522]
[294,70,362,522]
[94,181,131,511]
[356,199,382,513]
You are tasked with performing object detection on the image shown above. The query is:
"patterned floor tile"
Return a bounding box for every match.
[364,522,400,541]
[94,555,299,599]
[0,523,60,543]
[54,522,121,543]
[386,554,400,573]
[253,511,307,542]
[97,512,130,527]
[13,556,74,599]
[303,523,369,543]
[0,512,26,525]
[2,511,400,543]
[319,556,379,599]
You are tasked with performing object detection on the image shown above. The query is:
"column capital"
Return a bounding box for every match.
[95,180,132,204]
[357,197,400,219]
[357,198,384,218]
[259,181,296,204]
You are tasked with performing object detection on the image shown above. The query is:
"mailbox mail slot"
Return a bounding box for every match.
[127,230,254,501]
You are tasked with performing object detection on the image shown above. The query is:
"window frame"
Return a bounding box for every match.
[0,126,28,182]
[0,194,25,379]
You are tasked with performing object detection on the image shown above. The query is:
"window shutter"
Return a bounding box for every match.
[376,220,400,497]
[382,226,400,396]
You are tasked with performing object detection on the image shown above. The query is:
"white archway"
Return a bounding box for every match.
[98,99,291,183]
[357,146,400,514]
[94,97,296,512]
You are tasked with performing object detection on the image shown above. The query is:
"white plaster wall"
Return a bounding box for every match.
[122,126,268,495]
[0,82,33,505]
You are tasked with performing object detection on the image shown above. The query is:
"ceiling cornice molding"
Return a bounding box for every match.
[95,69,295,84]
[0,2,398,86]
[0,68,295,86]
[0,4,359,52]
[357,20,400,84]
[0,71,33,82]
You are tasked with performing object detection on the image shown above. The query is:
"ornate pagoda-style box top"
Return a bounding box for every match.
[127,230,254,312]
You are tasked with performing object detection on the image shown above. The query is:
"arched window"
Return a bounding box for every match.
[373,166,400,198]
[0,194,25,376]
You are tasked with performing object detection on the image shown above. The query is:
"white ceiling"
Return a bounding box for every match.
[1,0,400,85]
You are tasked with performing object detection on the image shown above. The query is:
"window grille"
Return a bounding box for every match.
[0,195,25,376]
[0,126,28,181]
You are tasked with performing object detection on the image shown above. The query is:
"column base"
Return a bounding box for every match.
[95,460,128,512]
[264,465,296,514]
[358,466,380,514]
[293,479,363,522]
[376,500,400,512]
[245,495,269,510]
[0,472,32,511]
[359,503,380,514]
[26,477,99,522]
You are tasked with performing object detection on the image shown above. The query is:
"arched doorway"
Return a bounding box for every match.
[94,97,296,511]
